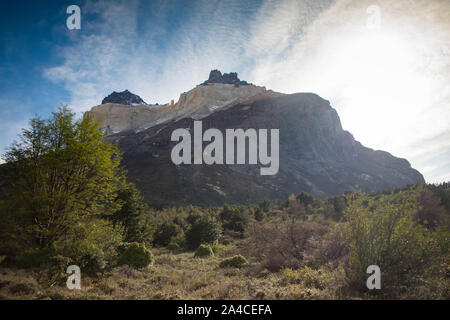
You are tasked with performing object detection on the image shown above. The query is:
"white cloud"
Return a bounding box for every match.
[246,0,450,183]
[42,0,450,183]
[43,0,256,112]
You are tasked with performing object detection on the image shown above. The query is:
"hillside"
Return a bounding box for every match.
[100,87,424,207]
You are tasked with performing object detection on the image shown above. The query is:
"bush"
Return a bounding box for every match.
[194,244,214,258]
[14,247,54,268]
[245,219,330,271]
[154,221,183,247]
[117,242,154,269]
[54,219,124,274]
[254,208,265,221]
[111,183,152,245]
[281,267,325,289]
[9,282,36,295]
[167,239,181,252]
[210,243,230,256]
[186,214,222,250]
[345,189,441,294]
[219,255,248,268]
[220,206,250,233]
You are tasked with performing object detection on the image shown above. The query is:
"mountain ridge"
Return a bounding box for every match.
[102,89,424,206]
[101,89,148,106]
[86,71,275,134]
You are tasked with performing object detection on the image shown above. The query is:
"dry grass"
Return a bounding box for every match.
[0,245,351,300]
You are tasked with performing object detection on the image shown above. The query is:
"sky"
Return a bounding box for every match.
[0,0,448,183]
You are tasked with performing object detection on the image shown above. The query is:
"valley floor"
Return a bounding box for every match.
[0,248,356,300]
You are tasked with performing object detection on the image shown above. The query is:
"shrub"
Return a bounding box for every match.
[167,239,181,252]
[220,206,250,233]
[154,221,183,247]
[14,247,54,268]
[281,267,325,289]
[9,282,36,295]
[186,214,222,250]
[345,189,441,293]
[245,219,330,271]
[117,242,154,269]
[219,255,248,268]
[111,183,152,245]
[54,219,124,274]
[194,244,214,258]
[254,208,265,221]
[210,243,230,256]
[281,266,349,299]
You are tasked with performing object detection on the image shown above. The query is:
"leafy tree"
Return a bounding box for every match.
[324,196,347,220]
[345,189,441,294]
[415,189,445,229]
[288,194,306,217]
[254,207,265,221]
[185,213,222,250]
[1,107,124,249]
[153,221,183,247]
[258,200,271,213]
[111,182,153,245]
[296,192,315,207]
[220,205,250,233]
[426,182,450,215]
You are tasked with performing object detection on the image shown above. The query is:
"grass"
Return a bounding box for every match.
[0,247,349,300]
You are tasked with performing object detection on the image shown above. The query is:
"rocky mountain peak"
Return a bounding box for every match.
[101,90,147,105]
[202,69,250,86]
[108,92,424,206]
[86,69,272,134]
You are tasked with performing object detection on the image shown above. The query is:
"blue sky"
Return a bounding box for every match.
[0,0,449,183]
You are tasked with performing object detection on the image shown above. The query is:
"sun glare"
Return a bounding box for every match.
[319,28,433,156]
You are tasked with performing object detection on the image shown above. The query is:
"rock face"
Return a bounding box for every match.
[202,69,250,86]
[85,103,170,135]
[102,90,147,105]
[86,71,276,134]
[105,92,425,207]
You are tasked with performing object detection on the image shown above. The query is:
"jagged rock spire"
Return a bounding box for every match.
[202,69,250,86]
[102,90,147,105]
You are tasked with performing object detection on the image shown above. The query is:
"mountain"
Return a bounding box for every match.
[201,69,251,86]
[101,90,147,105]
[86,72,279,134]
[88,71,424,207]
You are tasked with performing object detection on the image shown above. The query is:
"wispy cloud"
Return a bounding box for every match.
[246,0,450,183]
[42,0,449,182]
[43,0,258,111]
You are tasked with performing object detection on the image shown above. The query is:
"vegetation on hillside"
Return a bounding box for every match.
[0,108,448,300]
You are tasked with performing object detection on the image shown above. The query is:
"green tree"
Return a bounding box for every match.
[186,213,222,250]
[220,205,250,233]
[254,207,265,221]
[345,189,441,294]
[258,200,271,213]
[111,182,153,245]
[153,221,183,247]
[1,106,124,249]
